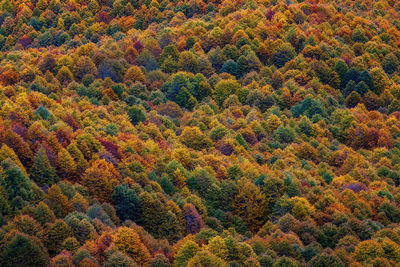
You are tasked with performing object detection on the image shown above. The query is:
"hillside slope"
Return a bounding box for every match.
[1,0,400,266]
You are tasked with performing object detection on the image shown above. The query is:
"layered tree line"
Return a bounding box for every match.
[0,0,400,266]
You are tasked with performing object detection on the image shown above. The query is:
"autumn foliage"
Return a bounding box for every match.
[0,0,400,266]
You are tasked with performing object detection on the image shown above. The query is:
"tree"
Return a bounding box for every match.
[67,143,87,174]
[150,254,170,267]
[82,159,120,202]
[274,126,296,144]
[139,191,183,242]
[187,250,226,267]
[0,68,20,86]
[113,227,151,265]
[64,213,96,244]
[182,203,204,234]
[56,148,77,180]
[30,147,59,186]
[190,74,211,101]
[272,43,296,68]
[124,66,145,84]
[310,60,340,89]
[127,105,146,126]
[105,251,137,267]
[135,49,158,71]
[161,55,180,74]
[354,240,384,261]
[382,52,399,75]
[11,214,44,239]
[345,91,362,108]
[87,203,114,227]
[175,240,199,267]
[162,72,193,101]
[233,178,267,232]
[0,184,10,216]
[180,126,212,150]
[34,106,53,119]
[1,234,49,267]
[272,257,298,267]
[75,134,102,161]
[46,219,73,256]
[45,184,73,218]
[0,144,25,173]
[207,236,228,260]
[73,56,97,80]
[61,237,80,254]
[378,201,400,223]
[352,27,368,43]
[220,60,238,77]
[160,45,179,64]
[98,58,125,82]
[50,251,74,267]
[33,201,55,225]
[179,51,199,73]
[197,55,214,77]
[176,87,197,111]
[1,159,32,202]
[213,79,241,106]
[370,67,388,94]
[112,184,142,222]
[290,97,327,119]
[2,130,33,166]
[56,66,73,84]
[38,54,56,74]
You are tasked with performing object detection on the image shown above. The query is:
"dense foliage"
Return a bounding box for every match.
[1,0,400,266]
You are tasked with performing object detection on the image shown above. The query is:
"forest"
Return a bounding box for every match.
[0,0,400,266]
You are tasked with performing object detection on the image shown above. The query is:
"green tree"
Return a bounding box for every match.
[272,43,296,68]
[1,159,32,202]
[139,191,183,242]
[213,79,241,106]
[105,251,137,267]
[160,45,180,64]
[274,126,296,144]
[176,87,198,111]
[112,184,142,222]
[46,219,73,256]
[352,27,368,43]
[127,105,146,126]
[33,201,55,225]
[61,237,80,253]
[1,233,49,267]
[30,147,59,186]
[309,253,344,267]
[382,52,399,75]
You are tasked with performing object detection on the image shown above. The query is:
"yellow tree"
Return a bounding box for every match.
[0,144,25,173]
[82,159,120,202]
[113,227,151,265]
[46,185,73,218]
[124,65,145,84]
[233,178,267,232]
[56,148,77,180]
